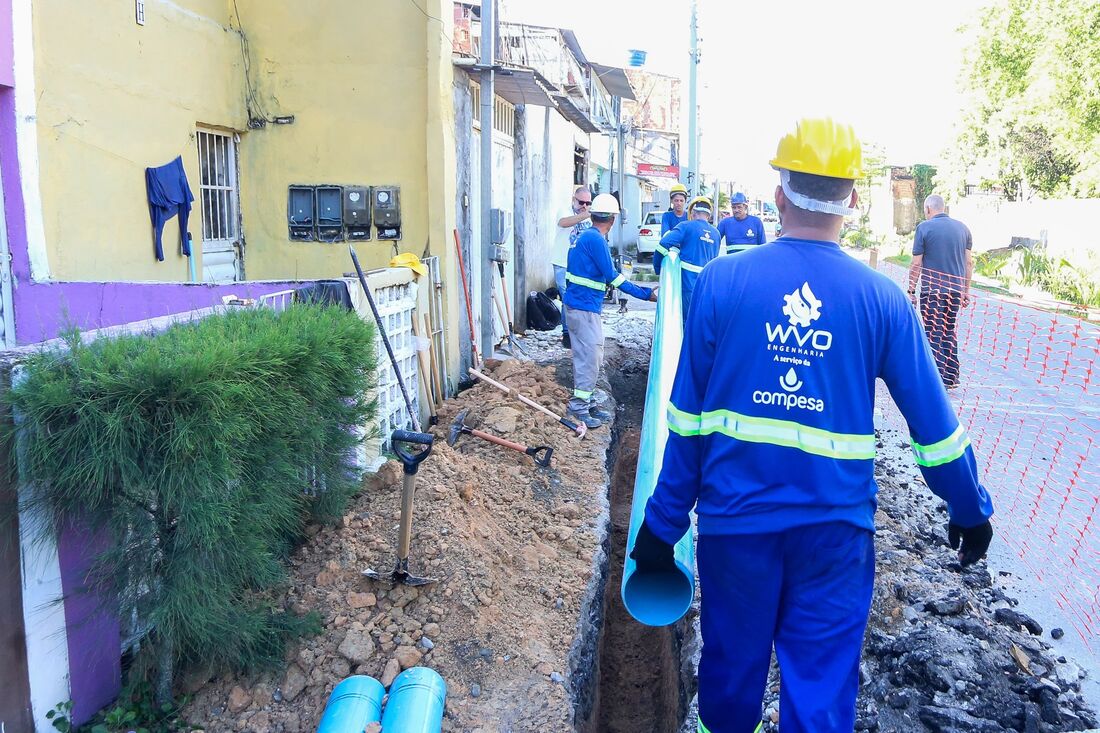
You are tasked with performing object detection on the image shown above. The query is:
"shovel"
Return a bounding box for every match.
[447,408,553,467]
[362,429,435,586]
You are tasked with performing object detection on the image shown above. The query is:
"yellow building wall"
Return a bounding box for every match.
[31,0,457,284]
[32,0,244,281]
[32,0,461,378]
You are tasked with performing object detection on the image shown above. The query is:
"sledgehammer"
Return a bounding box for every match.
[447,409,553,467]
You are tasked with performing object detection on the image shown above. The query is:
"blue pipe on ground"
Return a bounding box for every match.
[380,667,447,733]
[316,675,385,732]
[621,251,697,627]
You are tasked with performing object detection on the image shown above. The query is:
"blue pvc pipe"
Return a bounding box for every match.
[316,675,385,733]
[621,251,697,627]
[380,667,447,733]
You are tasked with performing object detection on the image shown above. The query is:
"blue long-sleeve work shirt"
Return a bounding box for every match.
[645,237,994,544]
[661,210,688,235]
[564,227,653,314]
[718,214,766,254]
[654,219,721,314]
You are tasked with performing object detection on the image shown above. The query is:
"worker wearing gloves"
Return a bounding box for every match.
[654,196,721,318]
[661,183,690,235]
[631,118,994,733]
[565,193,657,429]
[717,191,767,254]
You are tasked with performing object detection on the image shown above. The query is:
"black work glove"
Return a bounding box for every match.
[630,519,677,573]
[948,520,993,566]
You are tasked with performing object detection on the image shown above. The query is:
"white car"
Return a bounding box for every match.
[636,211,662,260]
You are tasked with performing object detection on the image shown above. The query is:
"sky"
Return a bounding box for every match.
[501,0,991,195]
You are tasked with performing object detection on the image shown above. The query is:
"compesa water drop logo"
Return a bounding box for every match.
[780,367,803,392]
[753,366,825,412]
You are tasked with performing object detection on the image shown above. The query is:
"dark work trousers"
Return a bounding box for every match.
[695,523,875,733]
[920,289,962,387]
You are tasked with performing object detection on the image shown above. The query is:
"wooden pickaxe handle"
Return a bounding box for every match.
[468,368,586,437]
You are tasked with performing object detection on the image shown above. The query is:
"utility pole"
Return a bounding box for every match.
[687,0,699,195]
[616,97,626,253]
[479,0,496,357]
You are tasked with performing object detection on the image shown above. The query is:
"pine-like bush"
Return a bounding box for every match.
[5,304,377,698]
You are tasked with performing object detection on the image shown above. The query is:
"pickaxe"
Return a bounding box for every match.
[447,408,553,468]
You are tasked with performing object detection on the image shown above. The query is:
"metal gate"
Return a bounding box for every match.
[196,129,243,283]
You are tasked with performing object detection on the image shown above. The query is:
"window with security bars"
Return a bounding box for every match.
[470,83,516,139]
[196,130,240,246]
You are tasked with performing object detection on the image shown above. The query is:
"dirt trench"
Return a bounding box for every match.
[574,345,691,733]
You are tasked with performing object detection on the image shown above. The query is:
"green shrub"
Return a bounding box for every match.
[6,305,377,700]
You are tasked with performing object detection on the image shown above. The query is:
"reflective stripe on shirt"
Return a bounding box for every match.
[911,424,971,467]
[667,405,877,460]
[566,272,606,291]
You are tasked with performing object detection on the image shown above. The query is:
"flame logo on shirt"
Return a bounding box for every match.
[782,282,822,327]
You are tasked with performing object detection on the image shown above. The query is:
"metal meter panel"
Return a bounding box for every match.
[288,185,315,241]
[344,185,372,240]
[373,186,401,240]
[315,185,344,242]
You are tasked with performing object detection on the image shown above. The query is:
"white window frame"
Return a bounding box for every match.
[196,129,240,251]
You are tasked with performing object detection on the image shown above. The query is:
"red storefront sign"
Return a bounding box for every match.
[637,164,681,179]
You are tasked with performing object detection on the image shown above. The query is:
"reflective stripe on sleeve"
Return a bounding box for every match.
[667,405,876,460]
[655,243,671,256]
[911,424,971,467]
[566,272,606,291]
[610,273,627,288]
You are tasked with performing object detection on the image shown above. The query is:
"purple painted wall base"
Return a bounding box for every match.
[57,522,122,726]
[14,280,300,345]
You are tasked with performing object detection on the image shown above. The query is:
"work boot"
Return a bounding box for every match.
[590,405,614,423]
[568,408,601,429]
[562,332,571,348]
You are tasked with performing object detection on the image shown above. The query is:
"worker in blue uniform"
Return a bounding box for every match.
[661,183,690,235]
[654,196,721,319]
[717,191,766,254]
[565,193,657,429]
[630,118,995,733]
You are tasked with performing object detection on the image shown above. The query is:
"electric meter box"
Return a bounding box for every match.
[344,185,371,240]
[315,185,344,242]
[373,185,401,240]
[288,186,315,241]
[490,208,511,244]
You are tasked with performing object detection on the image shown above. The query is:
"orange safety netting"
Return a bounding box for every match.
[876,261,1100,646]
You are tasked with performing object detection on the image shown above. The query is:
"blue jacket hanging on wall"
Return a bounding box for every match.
[145,156,194,261]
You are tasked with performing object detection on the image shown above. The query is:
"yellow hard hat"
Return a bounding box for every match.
[770,117,864,180]
[670,183,688,197]
[688,196,713,212]
[389,252,428,277]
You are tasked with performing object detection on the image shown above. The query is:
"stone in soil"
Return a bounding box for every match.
[337,628,375,665]
[280,664,308,702]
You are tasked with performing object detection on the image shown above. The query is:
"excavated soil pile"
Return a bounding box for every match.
[750,429,1099,733]
[183,359,613,733]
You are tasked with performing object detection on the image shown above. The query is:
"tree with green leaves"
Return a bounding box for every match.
[948,0,1100,199]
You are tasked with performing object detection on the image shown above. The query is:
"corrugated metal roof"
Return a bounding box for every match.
[552,95,601,133]
[494,66,555,107]
[590,63,636,100]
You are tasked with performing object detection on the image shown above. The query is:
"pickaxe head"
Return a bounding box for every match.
[447,408,471,447]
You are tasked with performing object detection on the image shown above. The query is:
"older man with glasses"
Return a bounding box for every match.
[552,186,593,348]
[718,192,767,255]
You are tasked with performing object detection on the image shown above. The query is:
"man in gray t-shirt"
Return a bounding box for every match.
[908,194,973,388]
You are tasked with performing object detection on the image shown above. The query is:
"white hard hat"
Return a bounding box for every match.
[590,193,620,216]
